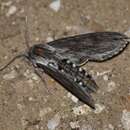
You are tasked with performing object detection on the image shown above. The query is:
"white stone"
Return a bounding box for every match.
[70,121,80,129]
[66,25,90,34]
[23,69,30,77]
[6,5,17,17]
[49,0,61,12]
[35,125,39,129]
[47,114,61,130]
[1,1,12,10]
[94,104,105,114]
[35,37,40,41]
[17,104,24,111]
[31,73,39,81]
[3,70,17,80]
[28,97,34,101]
[2,1,12,7]
[125,28,130,37]
[46,37,54,42]
[67,93,78,103]
[103,75,109,81]
[107,81,116,92]
[4,56,8,59]
[81,124,93,130]
[121,109,130,130]
[40,126,44,130]
[96,70,111,76]
[39,107,52,118]
[108,124,114,130]
[24,70,39,81]
[72,105,91,115]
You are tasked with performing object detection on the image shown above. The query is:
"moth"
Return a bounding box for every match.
[0,32,129,109]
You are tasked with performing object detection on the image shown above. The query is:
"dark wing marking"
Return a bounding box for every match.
[48,32,129,65]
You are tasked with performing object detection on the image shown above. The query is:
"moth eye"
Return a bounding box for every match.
[34,47,44,56]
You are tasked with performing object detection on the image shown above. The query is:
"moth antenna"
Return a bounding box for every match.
[34,68,52,94]
[24,15,30,49]
[22,0,30,49]
[0,54,27,71]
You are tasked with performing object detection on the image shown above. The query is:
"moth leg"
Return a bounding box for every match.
[33,68,52,94]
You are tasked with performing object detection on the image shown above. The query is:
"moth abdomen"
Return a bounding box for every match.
[58,58,98,93]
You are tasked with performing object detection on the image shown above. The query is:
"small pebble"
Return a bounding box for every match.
[4,56,8,59]
[47,114,61,130]
[70,121,80,129]
[97,70,111,77]
[103,75,109,81]
[35,37,40,41]
[28,97,34,101]
[40,126,44,130]
[23,69,30,77]
[3,70,17,80]
[6,5,17,17]
[66,25,90,34]
[39,107,52,118]
[67,93,79,103]
[2,1,12,7]
[81,124,93,130]
[35,125,39,129]
[94,104,105,114]
[27,79,34,88]
[72,105,91,115]
[31,73,39,81]
[89,70,96,78]
[17,104,24,111]
[125,28,130,37]
[24,70,39,81]
[107,81,116,92]
[49,0,61,12]
[108,124,114,130]
[46,37,54,42]
[121,109,130,130]
[1,1,12,10]
[27,79,33,84]
[21,117,28,126]
[14,65,20,69]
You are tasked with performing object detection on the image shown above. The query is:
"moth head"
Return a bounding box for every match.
[28,44,56,59]
[27,44,56,66]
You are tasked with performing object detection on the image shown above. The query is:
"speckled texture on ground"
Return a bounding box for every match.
[0,0,130,130]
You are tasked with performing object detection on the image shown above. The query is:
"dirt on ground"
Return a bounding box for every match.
[0,0,130,130]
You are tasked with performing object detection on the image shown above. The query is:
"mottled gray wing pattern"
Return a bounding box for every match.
[48,32,129,65]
